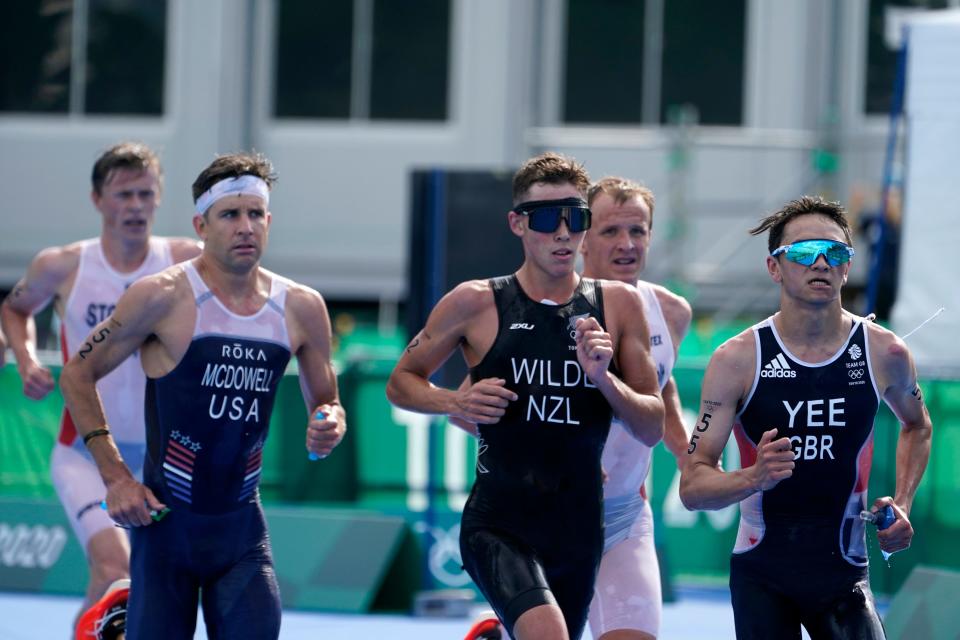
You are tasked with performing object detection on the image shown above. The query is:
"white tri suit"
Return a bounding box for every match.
[52,237,174,549]
[588,280,675,639]
[728,316,886,639]
[126,261,291,640]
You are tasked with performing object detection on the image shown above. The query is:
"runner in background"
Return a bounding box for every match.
[581,177,692,640]
[0,142,200,634]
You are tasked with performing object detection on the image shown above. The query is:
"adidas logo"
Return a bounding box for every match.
[760,353,797,378]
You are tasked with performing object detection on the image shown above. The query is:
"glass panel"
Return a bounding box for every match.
[563,0,645,124]
[370,0,450,121]
[864,0,946,115]
[0,1,72,113]
[85,0,166,115]
[661,0,745,125]
[274,0,353,118]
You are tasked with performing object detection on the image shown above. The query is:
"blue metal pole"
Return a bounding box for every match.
[422,169,446,589]
[866,35,908,317]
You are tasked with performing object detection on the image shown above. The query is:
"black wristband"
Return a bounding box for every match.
[83,428,111,446]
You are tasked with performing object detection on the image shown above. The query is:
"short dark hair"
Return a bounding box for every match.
[191,152,278,203]
[750,195,853,253]
[588,176,656,227]
[512,152,590,204]
[91,142,162,195]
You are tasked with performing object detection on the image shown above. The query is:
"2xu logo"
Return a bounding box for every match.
[0,524,68,568]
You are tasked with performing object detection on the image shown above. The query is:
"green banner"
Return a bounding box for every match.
[3,356,959,596]
[267,506,413,611]
[0,499,87,594]
[0,499,417,612]
[0,366,62,500]
[883,565,960,639]
[341,359,478,512]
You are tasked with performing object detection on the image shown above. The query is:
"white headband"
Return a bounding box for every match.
[195,175,270,215]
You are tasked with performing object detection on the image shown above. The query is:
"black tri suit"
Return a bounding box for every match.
[730,316,886,639]
[461,275,616,639]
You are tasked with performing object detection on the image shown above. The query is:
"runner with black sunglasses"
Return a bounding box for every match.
[388,152,664,640]
[679,196,932,639]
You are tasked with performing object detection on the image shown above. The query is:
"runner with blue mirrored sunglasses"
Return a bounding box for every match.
[513,197,592,233]
[770,238,855,267]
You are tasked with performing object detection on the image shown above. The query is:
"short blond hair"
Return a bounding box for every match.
[587,176,655,226]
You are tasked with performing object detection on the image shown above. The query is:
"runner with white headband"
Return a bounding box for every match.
[60,151,347,640]
[194,174,271,215]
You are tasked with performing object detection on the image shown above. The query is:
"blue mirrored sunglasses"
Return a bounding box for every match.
[514,197,592,233]
[771,239,855,267]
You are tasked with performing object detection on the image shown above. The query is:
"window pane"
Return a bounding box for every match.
[0,1,72,113]
[661,0,745,125]
[274,0,353,118]
[85,0,166,115]
[864,0,946,115]
[370,0,450,120]
[563,0,645,124]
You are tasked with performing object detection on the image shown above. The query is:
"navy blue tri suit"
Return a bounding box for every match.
[730,316,885,639]
[126,262,292,640]
[461,275,616,639]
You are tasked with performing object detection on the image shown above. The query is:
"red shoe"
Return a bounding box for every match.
[75,578,130,640]
[464,610,505,640]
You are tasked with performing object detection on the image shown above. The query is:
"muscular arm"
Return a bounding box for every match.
[592,283,663,446]
[1,246,77,399]
[387,281,515,423]
[286,285,346,458]
[0,304,37,372]
[868,328,933,554]
[879,338,933,514]
[679,334,796,510]
[60,276,175,525]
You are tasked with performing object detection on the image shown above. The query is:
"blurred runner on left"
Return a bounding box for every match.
[0,141,201,635]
